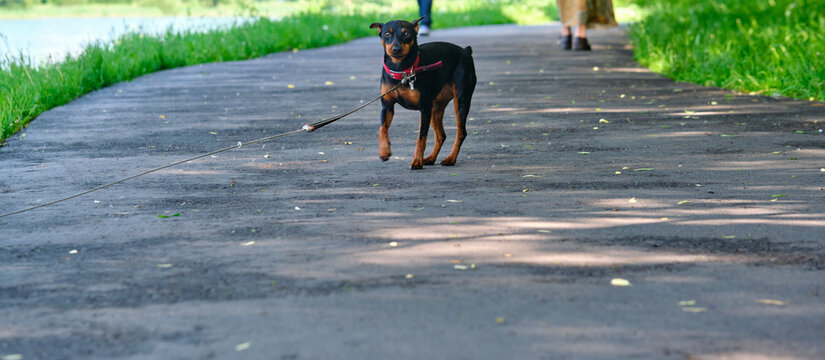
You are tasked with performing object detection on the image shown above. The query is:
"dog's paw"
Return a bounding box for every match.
[410,158,424,170]
[422,156,436,165]
[440,157,456,166]
[379,149,391,161]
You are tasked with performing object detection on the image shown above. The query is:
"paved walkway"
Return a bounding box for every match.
[1,24,824,359]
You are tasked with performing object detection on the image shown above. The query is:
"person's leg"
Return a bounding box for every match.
[573,26,591,50]
[418,0,432,35]
[575,25,586,38]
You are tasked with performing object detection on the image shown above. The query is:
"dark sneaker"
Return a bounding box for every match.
[573,37,591,51]
[558,34,572,50]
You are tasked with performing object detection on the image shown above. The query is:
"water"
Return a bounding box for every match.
[0,17,253,65]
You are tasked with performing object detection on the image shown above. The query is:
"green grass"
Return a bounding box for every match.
[627,0,825,101]
[2,0,545,143]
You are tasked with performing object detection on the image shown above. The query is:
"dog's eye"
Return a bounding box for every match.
[384,32,391,38]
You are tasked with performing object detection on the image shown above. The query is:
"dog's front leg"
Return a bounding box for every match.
[411,103,432,170]
[379,103,394,161]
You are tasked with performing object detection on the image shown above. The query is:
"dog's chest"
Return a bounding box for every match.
[382,82,422,110]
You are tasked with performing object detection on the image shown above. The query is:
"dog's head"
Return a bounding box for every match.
[370,17,425,63]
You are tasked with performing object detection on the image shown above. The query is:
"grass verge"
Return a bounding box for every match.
[627,0,825,102]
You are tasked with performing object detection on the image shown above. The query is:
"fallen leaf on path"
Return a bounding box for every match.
[69,249,78,254]
[235,342,252,351]
[446,200,463,203]
[756,299,785,306]
[681,307,707,313]
[325,81,335,86]
[157,264,173,268]
[633,168,654,171]
[678,300,696,306]
[454,265,468,270]
[287,84,295,88]
[610,278,632,287]
[677,200,691,205]
[405,274,414,279]
[628,198,637,203]
[496,317,505,324]
[1,354,23,360]
[241,241,255,246]
[522,174,541,178]
[599,119,610,124]
[389,242,398,247]
[722,235,736,239]
[771,194,789,198]
[157,213,180,218]
[538,230,551,233]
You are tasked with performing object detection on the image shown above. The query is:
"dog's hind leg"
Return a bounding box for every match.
[411,103,432,170]
[441,55,475,166]
[424,101,447,165]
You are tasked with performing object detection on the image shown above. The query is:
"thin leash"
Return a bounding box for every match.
[0,77,413,219]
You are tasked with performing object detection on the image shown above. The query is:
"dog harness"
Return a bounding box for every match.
[383,54,443,90]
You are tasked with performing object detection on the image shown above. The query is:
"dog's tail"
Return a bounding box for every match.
[463,46,473,55]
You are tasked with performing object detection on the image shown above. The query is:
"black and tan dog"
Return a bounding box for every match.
[370,17,477,169]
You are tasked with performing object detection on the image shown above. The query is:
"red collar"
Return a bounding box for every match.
[383,54,443,80]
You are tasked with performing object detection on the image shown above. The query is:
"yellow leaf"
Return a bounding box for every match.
[628,198,637,203]
[610,278,632,287]
[241,241,255,246]
[677,300,696,306]
[405,274,414,279]
[325,81,335,86]
[454,265,468,270]
[496,317,505,324]
[159,115,166,119]
[677,200,691,205]
[389,241,398,247]
[681,307,707,313]
[287,84,295,88]
[599,119,610,124]
[235,342,252,351]
[157,264,173,268]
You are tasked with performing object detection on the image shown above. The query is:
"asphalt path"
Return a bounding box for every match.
[1,24,824,359]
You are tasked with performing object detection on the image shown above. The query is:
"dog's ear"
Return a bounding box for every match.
[412,16,426,32]
[370,22,383,31]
